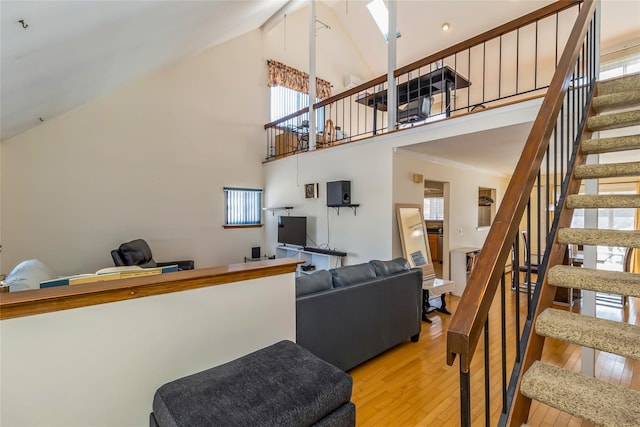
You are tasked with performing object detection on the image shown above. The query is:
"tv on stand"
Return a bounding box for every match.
[277,216,307,247]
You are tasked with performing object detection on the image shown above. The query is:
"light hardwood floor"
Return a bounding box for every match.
[348,281,640,426]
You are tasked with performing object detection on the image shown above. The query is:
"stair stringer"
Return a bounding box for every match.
[510,72,640,426]
[505,99,594,426]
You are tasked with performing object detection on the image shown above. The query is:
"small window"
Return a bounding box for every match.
[224,187,262,226]
[424,197,444,220]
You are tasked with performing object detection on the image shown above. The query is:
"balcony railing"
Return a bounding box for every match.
[264,1,583,160]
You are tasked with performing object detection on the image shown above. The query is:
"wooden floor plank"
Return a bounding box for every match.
[349,278,640,426]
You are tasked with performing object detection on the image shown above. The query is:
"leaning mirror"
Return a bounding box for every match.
[396,203,435,280]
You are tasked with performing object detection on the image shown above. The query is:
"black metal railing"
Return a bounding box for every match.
[264,2,582,160]
[445,1,598,425]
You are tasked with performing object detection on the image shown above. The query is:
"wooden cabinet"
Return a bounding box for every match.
[275,132,302,157]
[428,234,438,262]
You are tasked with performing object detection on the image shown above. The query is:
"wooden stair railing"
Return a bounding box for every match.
[446,1,598,425]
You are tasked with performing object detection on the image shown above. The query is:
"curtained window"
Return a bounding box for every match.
[267,60,331,129]
[267,60,332,99]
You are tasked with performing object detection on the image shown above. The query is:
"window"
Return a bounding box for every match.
[571,189,635,271]
[270,85,325,131]
[224,187,262,226]
[366,0,401,41]
[600,50,640,79]
[266,60,331,132]
[424,197,444,220]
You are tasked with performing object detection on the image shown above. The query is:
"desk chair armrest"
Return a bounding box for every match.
[157,260,195,271]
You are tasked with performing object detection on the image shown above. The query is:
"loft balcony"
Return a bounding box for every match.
[264,1,582,161]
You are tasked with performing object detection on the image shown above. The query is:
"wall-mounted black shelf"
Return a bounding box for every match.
[263,206,294,216]
[328,204,360,215]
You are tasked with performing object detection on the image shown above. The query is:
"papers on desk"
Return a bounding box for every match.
[40,265,179,288]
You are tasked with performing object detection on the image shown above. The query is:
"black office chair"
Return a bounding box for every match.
[511,231,539,292]
[111,239,194,270]
[397,96,433,124]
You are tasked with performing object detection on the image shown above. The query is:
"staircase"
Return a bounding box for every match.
[519,73,640,425]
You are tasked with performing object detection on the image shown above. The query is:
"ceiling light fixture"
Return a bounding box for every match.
[367,0,401,41]
[442,22,450,31]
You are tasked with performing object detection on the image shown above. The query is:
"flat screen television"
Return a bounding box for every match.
[277,216,307,247]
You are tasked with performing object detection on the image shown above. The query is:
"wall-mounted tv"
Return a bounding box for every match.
[277,216,307,247]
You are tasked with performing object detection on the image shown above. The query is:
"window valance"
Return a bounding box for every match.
[267,60,332,100]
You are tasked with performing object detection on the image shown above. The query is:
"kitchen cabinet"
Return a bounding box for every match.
[428,234,438,262]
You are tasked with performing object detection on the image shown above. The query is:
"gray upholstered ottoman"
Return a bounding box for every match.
[150,340,355,427]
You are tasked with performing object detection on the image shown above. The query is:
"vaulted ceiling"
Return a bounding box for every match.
[1,1,638,142]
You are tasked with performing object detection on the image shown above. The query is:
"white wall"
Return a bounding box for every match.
[264,99,539,269]
[1,4,373,278]
[0,142,2,270]
[0,273,296,427]
[393,151,509,279]
[263,3,375,93]
[263,140,394,265]
[2,30,268,275]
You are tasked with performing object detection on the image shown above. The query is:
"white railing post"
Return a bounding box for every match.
[581,0,600,379]
[308,0,317,150]
[387,0,397,130]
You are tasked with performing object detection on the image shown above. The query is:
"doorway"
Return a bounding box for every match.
[424,180,450,279]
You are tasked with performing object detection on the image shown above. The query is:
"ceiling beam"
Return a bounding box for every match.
[261,0,306,33]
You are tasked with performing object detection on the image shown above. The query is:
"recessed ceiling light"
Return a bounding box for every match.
[442,22,450,31]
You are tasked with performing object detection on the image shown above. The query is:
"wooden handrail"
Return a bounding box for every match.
[264,106,311,129]
[395,1,579,77]
[265,1,579,129]
[446,0,596,373]
[0,258,302,320]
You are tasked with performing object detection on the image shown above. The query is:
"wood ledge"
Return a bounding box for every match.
[0,258,302,320]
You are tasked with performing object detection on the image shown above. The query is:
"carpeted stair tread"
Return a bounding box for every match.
[557,228,640,248]
[549,265,640,297]
[521,361,640,427]
[566,194,640,208]
[587,110,640,132]
[574,161,640,179]
[581,135,640,154]
[596,72,640,96]
[536,308,640,360]
[592,91,640,113]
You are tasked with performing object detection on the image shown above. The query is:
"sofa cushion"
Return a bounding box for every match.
[369,258,410,277]
[295,270,333,296]
[5,259,59,291]
[330,263,377,288]
[152,340,354,427]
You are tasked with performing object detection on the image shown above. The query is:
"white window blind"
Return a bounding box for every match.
[224,188,262,225]
[424,197,444,220]
[270,86,325,130]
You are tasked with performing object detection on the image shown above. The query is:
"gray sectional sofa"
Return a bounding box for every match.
[295,258,423,371]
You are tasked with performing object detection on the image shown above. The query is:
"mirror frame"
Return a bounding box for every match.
[396,203,435,280]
